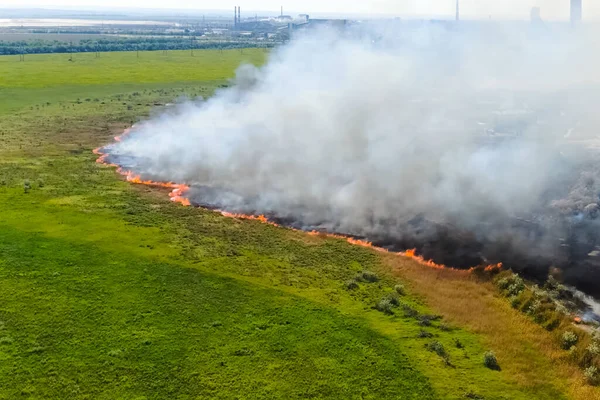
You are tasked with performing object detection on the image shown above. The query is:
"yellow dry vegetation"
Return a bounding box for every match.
[385,254,598,400]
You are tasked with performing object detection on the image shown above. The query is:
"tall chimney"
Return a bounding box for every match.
[571,0,582,25]
[234,6,238,26]
[281,6,283,17]
[455,0,460,21]
[238,7,241,25]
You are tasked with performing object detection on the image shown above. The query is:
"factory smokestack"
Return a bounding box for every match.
[456,0,460,21]
[571,0,582,24]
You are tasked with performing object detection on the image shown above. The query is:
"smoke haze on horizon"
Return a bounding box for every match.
[4,0,600,20]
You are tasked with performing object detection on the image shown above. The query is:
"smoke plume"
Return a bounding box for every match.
[107,22,600,295]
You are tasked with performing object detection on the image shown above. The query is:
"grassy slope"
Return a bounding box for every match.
[0,49,266,114]
[0,50,591,399]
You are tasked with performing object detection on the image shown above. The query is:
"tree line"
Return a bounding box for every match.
[0,37,274,55]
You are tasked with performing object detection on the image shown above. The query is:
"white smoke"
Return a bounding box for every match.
[110,22,600,267]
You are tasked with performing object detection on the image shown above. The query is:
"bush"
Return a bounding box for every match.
[585,365,599,385]
[419,314,441,327]
[507,277,525,296]
[425,341,452,366]
[562,331,579,350]
[510,296,521,309]
[24,179,31,194]
[496,273,525,296]
[355,271,379,283]
[394,284,405,296]
[497,277,511,290]
[425,341,447,358]
[402,304,419,318]
[454,338,464,349]
[518,292,535,313]
[376,298,395,315]
[345,280,359,290]
[386,292,400,306]
[37,179,45,188]
[484,351,500,370]
[418,329,433,338]
[542,316,561,331]
[588,342,600,356]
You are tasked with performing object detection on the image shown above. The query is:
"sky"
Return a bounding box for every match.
[0,0,597,20]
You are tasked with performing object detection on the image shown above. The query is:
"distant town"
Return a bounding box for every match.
[0,1,586,56]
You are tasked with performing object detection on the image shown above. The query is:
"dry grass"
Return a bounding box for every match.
[384,254,600,400]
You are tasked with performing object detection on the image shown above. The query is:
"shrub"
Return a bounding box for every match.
[518,292,535,313]
[507,277,525,296]
[484,351,500,370]
[580,347,594,368]
[24,179,31,194]
[509,296,521,309]
[542,316,561,331]
[585,365,599,385]
[454,338,464,349]
[439,322,451,331]
[37,179,45,188]
[496,277,511,290]
[425,341,447,358]
[544,275,561,291]
[418,330,433,338]
[355,271,379,283]
[402,304,419,318]
[588,342,600,356]
[568,345,578,357]
[386,292,400,306]
[345,280,359,290]
[376,298,395,315]
[442,354,453,367]
[394,284,405,296]
[562,331,579,350]
[419,314,441,327]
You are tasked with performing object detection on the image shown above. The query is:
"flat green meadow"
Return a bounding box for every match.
[0,50,586,399]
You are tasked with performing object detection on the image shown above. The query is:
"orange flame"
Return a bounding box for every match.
[95,127,192,205]
[96,127,506,275]
[400,248,448,270]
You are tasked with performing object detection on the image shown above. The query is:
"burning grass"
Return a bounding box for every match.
[97,133,506,278]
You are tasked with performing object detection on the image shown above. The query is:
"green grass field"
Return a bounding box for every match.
[0,49,594,399]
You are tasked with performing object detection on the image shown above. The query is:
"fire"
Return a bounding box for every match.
[218,212,279,227]
[95,126,506,276]
[95,127,192,206]
[484,263,503,272]
[400,249,448,270]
